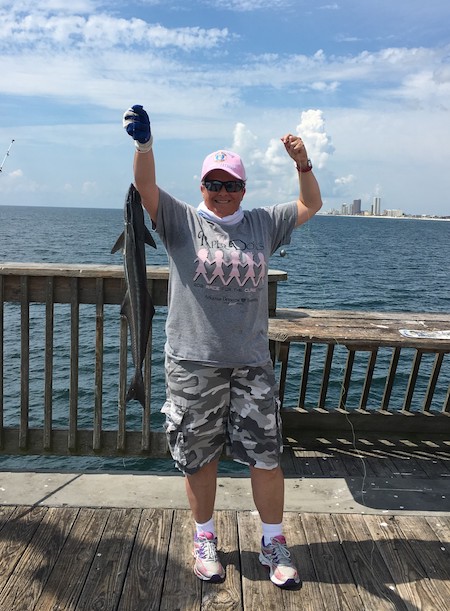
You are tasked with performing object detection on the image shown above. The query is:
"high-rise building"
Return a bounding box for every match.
[372,197,381,215]
[352,199,361,215]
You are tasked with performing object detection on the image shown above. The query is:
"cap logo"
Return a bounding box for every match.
[214,151,227,162]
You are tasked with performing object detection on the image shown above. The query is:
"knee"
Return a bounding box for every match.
[250,464,283,480]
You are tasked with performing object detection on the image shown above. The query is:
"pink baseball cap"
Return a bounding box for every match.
[201,150,246,181]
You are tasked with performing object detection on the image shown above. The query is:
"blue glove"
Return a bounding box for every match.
[123,105,153,152]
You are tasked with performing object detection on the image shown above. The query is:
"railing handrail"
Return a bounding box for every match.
[269,308,450,434]
[0,262,289,280]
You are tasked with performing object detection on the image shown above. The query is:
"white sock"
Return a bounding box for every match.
[195,517,216,537]
[262,521,283,546]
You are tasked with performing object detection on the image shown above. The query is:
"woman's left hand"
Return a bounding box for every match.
[281,134,309,169]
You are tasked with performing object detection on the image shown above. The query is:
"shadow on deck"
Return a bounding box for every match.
[0,433,449,611]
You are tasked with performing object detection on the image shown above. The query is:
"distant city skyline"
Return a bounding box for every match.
[324,195,449,219]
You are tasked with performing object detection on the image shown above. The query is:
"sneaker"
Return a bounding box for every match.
[193,531,225,582]
[259,535,301,588]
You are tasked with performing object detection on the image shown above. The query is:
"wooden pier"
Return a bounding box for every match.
[1,507,449,610]
[1,263,449,609]
[1,436,449,611]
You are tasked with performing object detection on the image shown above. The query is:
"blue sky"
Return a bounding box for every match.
[0,0,449,215]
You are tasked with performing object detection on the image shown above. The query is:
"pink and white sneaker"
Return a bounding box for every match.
[193,531,225,582]
[259,535,301,588]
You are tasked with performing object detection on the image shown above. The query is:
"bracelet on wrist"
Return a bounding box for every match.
[296,159,313,173]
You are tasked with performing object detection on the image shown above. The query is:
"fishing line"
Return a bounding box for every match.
[291,214,370,507]
[297,214,400,601]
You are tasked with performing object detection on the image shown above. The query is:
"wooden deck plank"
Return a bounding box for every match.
[426,515,450,546]
[280,444,297,476]
[321,441,365,477]
[34,507,110,611]
[238,510,277,611]
[291,447,325,477]
[363,437,450,479]
[287,436,331,477]
[395,516,450,601]
[202,510,242,611]
[362,456,399,478]
[159,509,202,611]
[0,505,48,594]
[0,506,78,610]
[301,513,365,610]
[238,511,303,611]
[0,504,449,610]
[76,507,141,611]
[407,452,447,477]
[284,513,326,610]
[423,458,450,478]
[0,505,16,530]
[117,508,173,611]
[404,455,450,478]
[284,432,450,481]
[331,513,408,610]
[328,437,380,478]
[329,438,399,478]
[333,452,366,477]
[364,514,448,610]
[314,452,347,478]
[384,447,432,478]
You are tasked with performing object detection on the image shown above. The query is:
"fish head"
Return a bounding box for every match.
[124,183,143,226]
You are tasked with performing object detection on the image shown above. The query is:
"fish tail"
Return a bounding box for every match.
[126,370,146,408]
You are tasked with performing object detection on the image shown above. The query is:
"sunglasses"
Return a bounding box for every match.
[202,179,245,193]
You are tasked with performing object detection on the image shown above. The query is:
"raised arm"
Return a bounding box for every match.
[281,134,323,226]
[123,105,159,223]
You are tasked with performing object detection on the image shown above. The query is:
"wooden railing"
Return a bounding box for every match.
[0,263,286,457]
[269,309,450,434]
[1,264,448,458]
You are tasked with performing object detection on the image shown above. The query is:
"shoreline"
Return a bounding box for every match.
[319,213,450,221]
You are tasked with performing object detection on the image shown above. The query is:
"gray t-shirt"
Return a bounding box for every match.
[156,188,298,367]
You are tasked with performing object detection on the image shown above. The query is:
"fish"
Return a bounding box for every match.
[111,183,157,407]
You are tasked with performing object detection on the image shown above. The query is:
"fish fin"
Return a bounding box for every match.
[111,232,125,254]
[120,291,131,320]
[126,370,146,408]
[144,226,157,249]
[146,290,156,321]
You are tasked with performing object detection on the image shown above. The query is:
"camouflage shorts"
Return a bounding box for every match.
[161,356,283,475]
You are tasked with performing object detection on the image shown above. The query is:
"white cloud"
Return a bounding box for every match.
[311,81,340,92]
[0,0,97,12]
[1,6,449,115]
[335,174,356,185]
[8,169,23,178]
[226,111,336,206]
[82,181,97,194]
[333,174,356,197]
[0,10,229,51]
[0,171,44,194]
[384,70,450,110]
[204,0,293,11]
[295,110,334,170]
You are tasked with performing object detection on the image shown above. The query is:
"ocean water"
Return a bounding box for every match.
[0,205,449,472]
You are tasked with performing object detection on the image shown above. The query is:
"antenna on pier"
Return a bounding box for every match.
[0,139,15,174]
